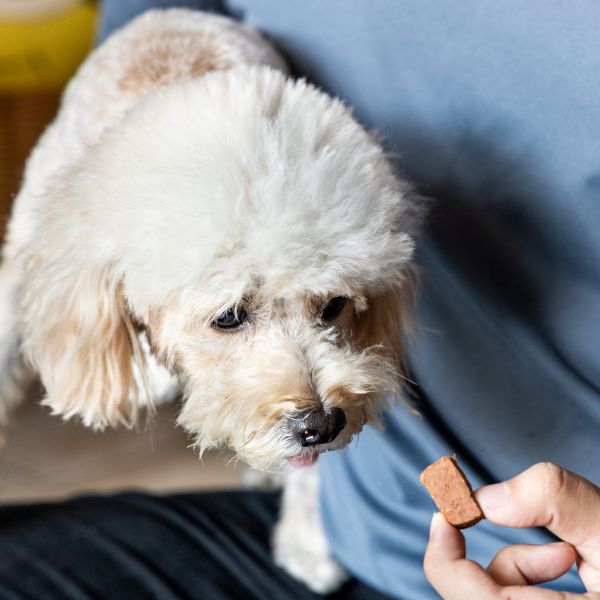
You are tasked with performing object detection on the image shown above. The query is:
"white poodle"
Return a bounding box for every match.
[0,9,422,593]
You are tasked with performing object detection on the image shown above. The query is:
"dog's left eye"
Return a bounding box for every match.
[213,307,248,330]
[321,297,347,322]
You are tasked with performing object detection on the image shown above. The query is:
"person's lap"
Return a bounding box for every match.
[0,490,390,599]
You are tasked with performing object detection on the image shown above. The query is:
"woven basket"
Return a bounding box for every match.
[0,91,59,241]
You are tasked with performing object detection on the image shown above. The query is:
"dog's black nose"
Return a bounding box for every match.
[292,408,347,447]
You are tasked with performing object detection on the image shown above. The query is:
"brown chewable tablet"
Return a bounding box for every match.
[420,455,484,529]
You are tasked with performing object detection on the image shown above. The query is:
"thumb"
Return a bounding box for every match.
[475,463,600,567]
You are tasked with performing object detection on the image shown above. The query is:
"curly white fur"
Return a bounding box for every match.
[0,9,422,593]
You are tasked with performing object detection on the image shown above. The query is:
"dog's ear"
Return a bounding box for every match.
[352,274,416,376]
[22,264,148,430]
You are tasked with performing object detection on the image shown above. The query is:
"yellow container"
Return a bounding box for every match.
[0,0,97,92]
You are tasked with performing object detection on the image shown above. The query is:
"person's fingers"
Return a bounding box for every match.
[424,512,593,598]
[501,586,600,600]
[487,542,576,586]
[578,561,600,594]
[424,513,500,600]
[475,463,600,570]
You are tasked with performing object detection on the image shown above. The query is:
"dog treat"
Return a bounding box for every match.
[420,455,484,528]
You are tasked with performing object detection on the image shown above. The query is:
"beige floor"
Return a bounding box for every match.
[0,397,244,503]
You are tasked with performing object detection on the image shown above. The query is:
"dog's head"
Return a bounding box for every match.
[21,67,422,472]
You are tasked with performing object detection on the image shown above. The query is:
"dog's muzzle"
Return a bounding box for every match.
[291,407,347,447]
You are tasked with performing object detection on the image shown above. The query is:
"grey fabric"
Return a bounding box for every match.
[98,0,226,42]
[221,2,599,597]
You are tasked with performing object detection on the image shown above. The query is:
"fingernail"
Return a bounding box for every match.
[429,512,445,541]
[476,482,511,510]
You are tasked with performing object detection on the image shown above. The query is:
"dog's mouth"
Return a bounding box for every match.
[287,452,319,468]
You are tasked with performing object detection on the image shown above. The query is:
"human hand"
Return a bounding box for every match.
[424,462,600,599]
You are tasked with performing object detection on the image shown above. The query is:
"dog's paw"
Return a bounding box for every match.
[272,504,348,594]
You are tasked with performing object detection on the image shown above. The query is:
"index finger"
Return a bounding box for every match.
[476,463,600,566]
[424,513,500,600]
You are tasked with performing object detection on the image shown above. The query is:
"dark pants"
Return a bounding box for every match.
[0,490,391,599]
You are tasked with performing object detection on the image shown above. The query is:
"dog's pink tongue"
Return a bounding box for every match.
[287,453,319,468]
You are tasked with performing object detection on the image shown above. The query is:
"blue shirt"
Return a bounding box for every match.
[229,2,600,597]
[100,2,600,597]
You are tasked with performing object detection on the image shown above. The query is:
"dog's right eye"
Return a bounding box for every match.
[212,307,248,330]
[321,296,347,322]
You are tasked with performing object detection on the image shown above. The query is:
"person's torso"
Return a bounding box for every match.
[229,1,600,597]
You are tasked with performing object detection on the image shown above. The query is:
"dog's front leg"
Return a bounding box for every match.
[0,261,33,437]
[273,464,348,594]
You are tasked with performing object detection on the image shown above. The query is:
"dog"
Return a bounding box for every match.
[0,9,422,593]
